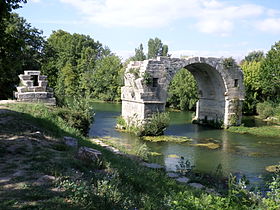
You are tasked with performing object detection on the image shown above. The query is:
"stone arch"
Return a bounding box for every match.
[121,57,245,128]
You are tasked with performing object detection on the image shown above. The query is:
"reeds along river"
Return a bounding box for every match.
[89,102,280,185]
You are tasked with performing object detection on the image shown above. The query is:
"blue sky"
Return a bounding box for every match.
[18,0,280,60]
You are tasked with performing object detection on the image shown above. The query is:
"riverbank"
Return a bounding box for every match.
[0,102,279,209]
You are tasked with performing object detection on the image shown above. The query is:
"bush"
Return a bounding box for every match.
[116,112,170,137]
[141,112,170,136]
[57,97,95,135]
[256,101,274,119]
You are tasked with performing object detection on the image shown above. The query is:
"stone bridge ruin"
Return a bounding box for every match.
[121,56,245,128]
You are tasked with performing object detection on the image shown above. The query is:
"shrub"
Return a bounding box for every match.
[57,96,95,135]
[141,112,170,136]
[256,101,274,119]
[116,112,170,137]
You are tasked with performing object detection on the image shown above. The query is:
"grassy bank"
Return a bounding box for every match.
[228,125,280,138]
[0,102,279,209]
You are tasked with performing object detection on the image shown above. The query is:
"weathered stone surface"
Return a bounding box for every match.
[64,136,78,148]
[167,172,180,178]
[121,56,244,127]
[176,177,190,183]
[189,182,205,189]
[142,162,165,169]
[35,175,55,186]
[77,146,102,162]
[15,70,56,105]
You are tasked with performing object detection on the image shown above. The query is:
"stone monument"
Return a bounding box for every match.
[15,70,56,105]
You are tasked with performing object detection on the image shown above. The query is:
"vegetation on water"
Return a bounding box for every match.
[142,135,191,143]
[117,112,170,136]
[228,125,280,138]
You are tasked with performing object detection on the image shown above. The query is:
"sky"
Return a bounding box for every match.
[17,0,280,61]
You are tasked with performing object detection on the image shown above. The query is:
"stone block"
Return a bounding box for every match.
[63,136,78,148]
[39,75,47,80]
[19,75,31,80]
[24,71,40,76]
[16,87,27,93]
[77,146,102,163]
[34,92,48,99]
[39,81,48,87]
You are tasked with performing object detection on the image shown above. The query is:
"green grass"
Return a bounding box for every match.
[228,125,280,138]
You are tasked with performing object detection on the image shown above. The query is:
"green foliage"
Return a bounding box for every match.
[262,176,280,209]
[87,55,123,101]
[260,41,280,102]
[132,43,146,61]
[241,60,262,114]
[147,37,168,59]
[256,101,274,119]
[141,112,170,136]
[0,13,44,99]
[223,57,238,70]
[244,50,264,62]
[167,68,198,111]
[135,143,150,160]
[142,72,153,85]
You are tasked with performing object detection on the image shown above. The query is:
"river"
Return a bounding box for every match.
[89,102,280,185]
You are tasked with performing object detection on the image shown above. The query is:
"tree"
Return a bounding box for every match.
[132,43,146,61]
[42,30,107,97]
[241,60,262,114]
[147,37,168,59]
[89,55,123,101]
[244,50,264,62]
[167,68,198,111]
[260,41,280,102]
[0,13,44,99]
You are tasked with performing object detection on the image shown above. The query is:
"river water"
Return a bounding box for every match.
[89,102,280,184]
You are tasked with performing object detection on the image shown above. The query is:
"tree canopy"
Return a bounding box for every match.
[0,13,44,99]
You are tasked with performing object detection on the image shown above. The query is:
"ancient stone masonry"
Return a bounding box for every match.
[15,70,56,105]
[121,57,245,128]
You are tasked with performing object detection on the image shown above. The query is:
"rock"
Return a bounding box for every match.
[176,177,190,183]
[64,136,78,148]
[167,172,179,178]
[205,187,220,195]
[142,162,164,169]
[189,182,205,190]
[12,171,25,177]
[77,146,102,163]
[265,165,280,173]
[35,175,55,185]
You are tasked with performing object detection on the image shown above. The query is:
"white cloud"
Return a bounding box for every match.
[30,0,41,3]
[59,0,279,36]
[256,18,280,34]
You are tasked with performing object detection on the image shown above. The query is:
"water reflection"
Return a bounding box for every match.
[89,102,280,183]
